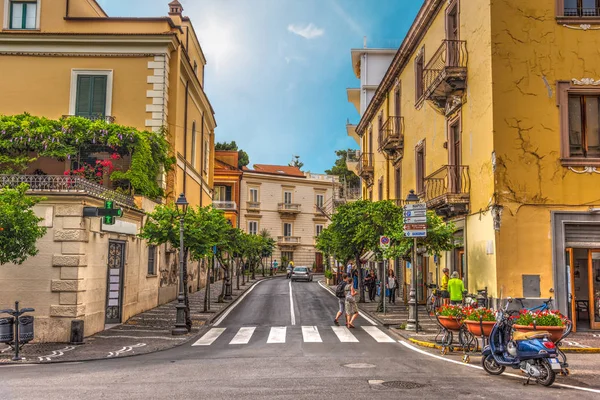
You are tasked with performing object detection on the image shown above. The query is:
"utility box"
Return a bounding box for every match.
[18,316,34,343]
[0,317,14,343]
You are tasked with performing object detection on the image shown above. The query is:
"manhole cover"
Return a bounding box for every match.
[381,381,426,389]
[343,363,376,369]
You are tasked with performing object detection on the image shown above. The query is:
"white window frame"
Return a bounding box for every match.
[283,191,293,204]
[214,185,226,201]
[249,187,259,203]
[283,222,293,237]
[315,224,324,237]
[203,139,209,176]
[248,220,258,235]
[316,193,324,208]
[4,0,41,30]
[69,69,114,117]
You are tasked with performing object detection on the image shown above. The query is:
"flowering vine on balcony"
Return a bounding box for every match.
[0,113,175,199]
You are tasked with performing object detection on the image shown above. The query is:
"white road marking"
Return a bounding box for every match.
[106,343,146,357]
[267,327,286,344]
[230,327,256,345]
[361,326,395,343]
[317,280,377,325]
[38,346,76,362]
[192,328,226,346]
[301,326,322,343]
[213,279,267,326]
[399,340,600,394]
[332,326,359,343]
[289,280,296,326]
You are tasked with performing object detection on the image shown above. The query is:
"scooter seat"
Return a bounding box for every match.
[512,330,550,341]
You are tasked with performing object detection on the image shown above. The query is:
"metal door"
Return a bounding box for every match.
[105,241,126,324]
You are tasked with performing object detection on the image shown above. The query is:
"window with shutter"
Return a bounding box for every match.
[225,185,232,201]
[9,1,37,30]
[76,75,107,118]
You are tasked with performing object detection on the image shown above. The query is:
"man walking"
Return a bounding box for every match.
[365,270,377,302]
[441,267,450,305]
[334,273,348,325]
[448,271,465,305]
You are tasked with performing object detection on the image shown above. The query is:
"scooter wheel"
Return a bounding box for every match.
[481,354,505,375]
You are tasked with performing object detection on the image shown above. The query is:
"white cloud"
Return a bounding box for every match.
[287,23,325,39]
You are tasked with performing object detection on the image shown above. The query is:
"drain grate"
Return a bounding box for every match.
[381,381,427,389]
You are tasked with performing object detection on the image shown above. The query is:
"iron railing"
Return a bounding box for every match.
[277,236,301,244]
[423,40,467,98]
[378,116,404,151]
[0,174,136,208]
[346,149,361,163]
[247,201,260,210]
[213,201,237,210]
[424,165,470,203]
[357,152,374,177]
[278,203,301,212]
[62,115,116,124]
[564,7,600,16]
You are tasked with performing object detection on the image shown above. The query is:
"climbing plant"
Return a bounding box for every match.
[0,114,175,199]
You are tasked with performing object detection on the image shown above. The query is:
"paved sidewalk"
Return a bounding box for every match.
[0,275,268,364]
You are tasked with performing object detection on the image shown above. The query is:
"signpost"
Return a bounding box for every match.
[403,202,427,333]
[379,236,390,315]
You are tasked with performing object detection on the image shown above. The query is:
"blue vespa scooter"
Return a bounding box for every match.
[481,298,563,387]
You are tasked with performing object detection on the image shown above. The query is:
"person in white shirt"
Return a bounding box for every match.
[386,271,398,304]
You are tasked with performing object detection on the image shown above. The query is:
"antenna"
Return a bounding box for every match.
[363,36,367,49]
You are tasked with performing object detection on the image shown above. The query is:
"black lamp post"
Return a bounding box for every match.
[405,189,420,332]
[172,193,189,336]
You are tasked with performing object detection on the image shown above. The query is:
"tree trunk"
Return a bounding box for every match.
[262,257,265,277]
[377,261,385,312]
[203,256,211,312]
[236,257,240,290]
[356,253,365,303]
[216,254,226,303]
[183,248,192,331]
[252,259,256,280]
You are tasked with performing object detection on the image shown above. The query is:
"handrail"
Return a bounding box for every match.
[278,203,301,212]
[62,115,116,123]
[357,152,374,176]
[424,165,470,202]
[0,174,136,208]
[378,116,404,151]
[563,6,600,16]
[213,201,237,210]
[423,40,467,98]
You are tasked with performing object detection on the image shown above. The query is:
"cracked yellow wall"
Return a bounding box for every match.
[491,0,600,297]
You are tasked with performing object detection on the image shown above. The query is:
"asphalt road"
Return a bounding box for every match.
[1,277,598,399]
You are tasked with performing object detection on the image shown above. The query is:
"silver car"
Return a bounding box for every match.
[291,266,313,282]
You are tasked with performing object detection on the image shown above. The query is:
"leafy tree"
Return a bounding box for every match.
[0,183,47,265]
[259,229,276,276]
[289,155,304,169]
[215,140,250,168]
[324,150,360,188]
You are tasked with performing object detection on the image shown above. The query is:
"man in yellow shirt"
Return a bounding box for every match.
[440,268,450,305]
[448,271,465,305]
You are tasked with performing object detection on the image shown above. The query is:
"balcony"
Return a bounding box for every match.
[277,236,301,247]
[63,115,116,124]
[423,40,467,114]
[345,149,360,176]
[357,152,374,186]
[213,201,237,211]
[246,201,260,211]
[424,165,470,218]
[0,174,136,208]
[278,203,301,215]
[378,116,404,161]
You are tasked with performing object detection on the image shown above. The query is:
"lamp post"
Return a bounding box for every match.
[172,193,188,336]
[224,220,233,300]
[405,189,420,332]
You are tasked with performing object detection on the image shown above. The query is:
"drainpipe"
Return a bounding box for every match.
[199,112,205,206]
[65,0,70,17]
[183,80,189,195]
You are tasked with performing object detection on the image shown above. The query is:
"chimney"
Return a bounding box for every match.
[168,0,183,16]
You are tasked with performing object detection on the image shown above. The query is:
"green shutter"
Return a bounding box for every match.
[75,75,107,118]
[76,76,92,117]
[91,76,107,117]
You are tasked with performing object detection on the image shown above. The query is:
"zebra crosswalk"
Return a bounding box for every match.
[191,325,396,347]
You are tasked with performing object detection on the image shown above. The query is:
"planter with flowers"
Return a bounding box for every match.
[436,304,463,330]
[463,307,496,336]
[513,310,567,343]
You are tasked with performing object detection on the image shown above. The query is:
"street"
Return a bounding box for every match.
[1,277,598,400]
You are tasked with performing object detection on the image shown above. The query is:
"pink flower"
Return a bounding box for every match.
[63,171,70,176]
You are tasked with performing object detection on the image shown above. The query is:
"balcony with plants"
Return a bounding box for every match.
[0,114,175,208]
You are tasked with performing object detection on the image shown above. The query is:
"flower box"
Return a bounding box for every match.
[464,320,495,336]
[513,325,565,343]
[437,315,461,330]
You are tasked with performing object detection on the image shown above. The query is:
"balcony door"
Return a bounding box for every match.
[284,191,292,205]
[448,119,461,193]
[445,0,459,66]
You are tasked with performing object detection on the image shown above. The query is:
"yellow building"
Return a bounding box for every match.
[350,0,600,330]
[0,0,216,340]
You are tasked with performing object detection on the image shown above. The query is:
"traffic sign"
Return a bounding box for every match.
[404,230,427,238]
[404,224,427,230]
[404,216,427,224]
[379,236,390,249]
[404,210,426,218]
[404,203,426,211]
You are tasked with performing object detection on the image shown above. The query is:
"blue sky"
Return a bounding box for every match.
[98,0,423,173]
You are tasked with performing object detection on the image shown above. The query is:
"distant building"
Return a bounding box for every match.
[213,151,243,228]
[240,165,338,269]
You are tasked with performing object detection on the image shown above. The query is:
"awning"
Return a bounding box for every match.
[360,251,376,263]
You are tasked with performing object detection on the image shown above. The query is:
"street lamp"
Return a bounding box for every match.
[173,193,188,336]
[405,189,420,333]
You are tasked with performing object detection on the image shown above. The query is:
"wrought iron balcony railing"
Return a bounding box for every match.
[423,40,467,104]
[0,174,136,208]
[564,7,600,16]
[213,201,237,210]
[62,115,116,124]
[378,116,404,153]
[346,149,360,163]
[357,152,374,177]
[247,201,261,210]
[277,236,301,245]
[424,165,470,209]
[278,203,301,213]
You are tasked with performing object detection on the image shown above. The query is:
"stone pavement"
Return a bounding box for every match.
[0,275,267,364]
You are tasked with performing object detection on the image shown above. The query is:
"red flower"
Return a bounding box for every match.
[63,171,70,176]
[110,153,120,160]
[96,172,102,177]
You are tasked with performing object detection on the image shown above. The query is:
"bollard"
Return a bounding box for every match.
[70,320,85,345]
[18,316,34,343]
[0,317,14,343]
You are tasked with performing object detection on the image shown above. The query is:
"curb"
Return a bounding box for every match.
[0,278,268,366]
[406,337,600,354]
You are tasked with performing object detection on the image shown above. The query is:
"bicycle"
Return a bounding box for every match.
[425,283,443,316]
[514,296,553,312]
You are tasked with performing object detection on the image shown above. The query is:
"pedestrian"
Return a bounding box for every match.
[351,266,359,290]
[273,259,278,275]
[441,267,450,306]
[334,273,348,325]
[287,261,294,279]
[365,270,377,301]
[386,271,397,304]
[346,261,352,276]
[344,275,358,328]
[448,271,465,305]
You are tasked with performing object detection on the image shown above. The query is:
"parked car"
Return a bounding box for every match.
[291,266,313,282]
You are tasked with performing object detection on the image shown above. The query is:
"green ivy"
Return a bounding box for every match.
[0,114,175,199]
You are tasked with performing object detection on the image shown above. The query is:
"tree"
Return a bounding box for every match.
[258,229,275,277]
[324,150,360,188]
[215,141,250,168]
[289,155,304,169]
[0,183,47,265]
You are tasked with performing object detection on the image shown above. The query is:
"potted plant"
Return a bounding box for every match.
[324,269,333,285]
[436,305,463,330]
[513,310,567,342]
[463,307,496,336]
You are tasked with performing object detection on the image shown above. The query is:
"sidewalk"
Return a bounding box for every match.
[0,275,267,364]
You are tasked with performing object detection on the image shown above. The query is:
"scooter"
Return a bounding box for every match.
[481,298,564,387]
[286,269,292,279]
